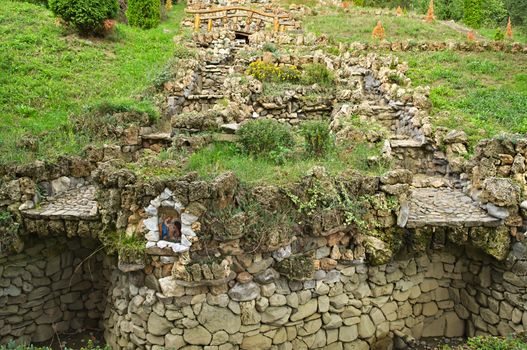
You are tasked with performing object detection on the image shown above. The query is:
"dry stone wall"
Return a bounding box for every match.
[102,244,526,350]
[0,237,109,345]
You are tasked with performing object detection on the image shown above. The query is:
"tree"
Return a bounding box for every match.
[504,0,527,29]
[464,0,483,28]
[127,0,160,29]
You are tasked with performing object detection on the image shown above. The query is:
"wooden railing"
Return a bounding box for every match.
[186,6,294,33]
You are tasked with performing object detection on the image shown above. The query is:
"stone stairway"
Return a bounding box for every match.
[404,187,500,228]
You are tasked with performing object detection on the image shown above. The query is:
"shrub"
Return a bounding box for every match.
[262,43,278,53]
[246,61,301,83]
[301,63,335,87]
[300,120,334,158]
[127,0,160,29]
[493,27,505,40]
[49,0,118,35]
[464,0,483,28]
[238,119,295,163]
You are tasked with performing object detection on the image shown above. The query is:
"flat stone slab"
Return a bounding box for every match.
[406,188,501,228]
[22,186,98,220]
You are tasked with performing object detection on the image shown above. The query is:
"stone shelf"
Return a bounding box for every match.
[406,187,501,228]
[22,186,98,221]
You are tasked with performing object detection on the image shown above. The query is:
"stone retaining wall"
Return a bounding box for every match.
[0,237,109,344]
[102,245,526,350]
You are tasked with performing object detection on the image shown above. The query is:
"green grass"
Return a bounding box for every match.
[185,141,388,185]
[0,0,187,165]
[394,50,527,147]
[478,27,527,44]
[303,8,465,44]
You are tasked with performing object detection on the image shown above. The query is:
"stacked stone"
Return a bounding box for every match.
[0,237,108,344]
[247,32,527,54]
[104,248,527,350]
[458,246,527,338]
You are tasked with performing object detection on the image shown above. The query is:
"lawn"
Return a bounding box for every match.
[0,1,187,165]
[303,7,466,43]
[394,50,527,147]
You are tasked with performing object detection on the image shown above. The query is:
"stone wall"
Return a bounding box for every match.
[0,237,109,344]
[102,244,526,350]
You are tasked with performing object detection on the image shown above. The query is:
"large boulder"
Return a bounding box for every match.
[481,177,520,206]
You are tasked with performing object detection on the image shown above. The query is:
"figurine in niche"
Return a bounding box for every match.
[158,208,182,242]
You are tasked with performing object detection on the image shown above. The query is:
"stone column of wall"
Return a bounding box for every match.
[458,245,527,338]
[0,237,109,345]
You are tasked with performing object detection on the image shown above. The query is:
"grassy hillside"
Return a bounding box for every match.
[395,50,527,147]
[304,7,466,43]
[0,1,187,165]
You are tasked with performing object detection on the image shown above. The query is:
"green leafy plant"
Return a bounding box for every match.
[301,63,335,87]
[49,0,118,35]
[262,42,278,53]
[238,119,295,164]
[127,0,161,29]
[493,27,505,41]
[300,120,334,158]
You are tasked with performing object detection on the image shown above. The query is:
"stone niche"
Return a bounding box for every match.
[0,237,110,345]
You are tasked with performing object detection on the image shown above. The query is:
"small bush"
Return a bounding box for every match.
[301,63,335,87]
[246,61,301,83]
[300,120,334,157]
[127,0,160,29]
[493,27,505,41]
[262,43,278,53]
[49,0,118,35]
[238,119,295,163]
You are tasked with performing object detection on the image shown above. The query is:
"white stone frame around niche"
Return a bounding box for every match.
[143,188,199,253]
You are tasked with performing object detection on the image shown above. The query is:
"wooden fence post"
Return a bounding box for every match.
[194,14,201,31]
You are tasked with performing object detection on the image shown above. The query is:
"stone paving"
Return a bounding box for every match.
[406,187,500,228]
[22,186,98,220]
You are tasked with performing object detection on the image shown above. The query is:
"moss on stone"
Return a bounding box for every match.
[276,255,315,280]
